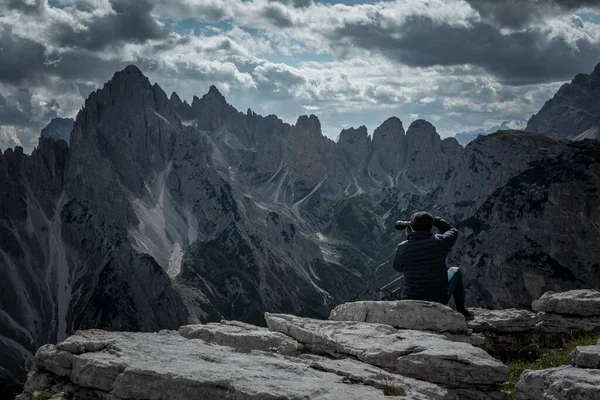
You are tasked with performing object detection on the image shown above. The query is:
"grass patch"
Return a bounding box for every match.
[34,391,54,400]
[503,329,600,400]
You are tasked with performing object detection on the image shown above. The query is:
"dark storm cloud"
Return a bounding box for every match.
[0,92,31,126]
[55,0,171,50]
[328,16,600,85]
[0,24,126,84]
[0,26,46,84]
[465,0,600,28]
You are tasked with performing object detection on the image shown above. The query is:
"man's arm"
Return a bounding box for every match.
[393,242,405,273]
[433,216,458,248]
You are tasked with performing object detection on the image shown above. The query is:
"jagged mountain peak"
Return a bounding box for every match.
[406,119,436,136]
[527,62,600,138]
[374,117,405,137]
[123,64,144,75]
[40,117,74,144]
[294,114,321,134]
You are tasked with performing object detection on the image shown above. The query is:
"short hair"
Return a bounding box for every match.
[411,211,434,232]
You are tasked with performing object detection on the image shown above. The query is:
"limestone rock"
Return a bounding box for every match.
[532,290,600,316]
[468,308,541,333]
[265,313,508,390]
[20,330,448,400]
[297,355,455,400]
[516,365,600,400]
[570,345,600,369]
[329,300,468,333]
[178,320,301,355]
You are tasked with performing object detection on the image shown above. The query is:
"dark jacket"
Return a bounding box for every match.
[393,217,458,303]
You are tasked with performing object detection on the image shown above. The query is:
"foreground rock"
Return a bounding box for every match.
[532,289,600,317]
[467,290,600,359]
[516,366,600,400]
[571,344,600,369]
[330,300,468,333]
[17,329,451,400]
[178,320,302,355]
[266,313,507,398]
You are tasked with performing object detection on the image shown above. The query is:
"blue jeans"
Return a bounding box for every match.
[446,267,466,311]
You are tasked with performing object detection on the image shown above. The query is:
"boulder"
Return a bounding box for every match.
[468,308,540,333]
[265,313,508,390]
[330,300,468,333]
[516,365,600,400]
[178,320,301,355]
[570,345,600,369]
[532,290,600,317]
[21,330,448,400]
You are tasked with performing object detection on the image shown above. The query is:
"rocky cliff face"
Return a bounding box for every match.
[451,140,600,309]
[527,62,600,138]
[0,138,69,396]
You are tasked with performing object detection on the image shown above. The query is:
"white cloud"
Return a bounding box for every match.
[419,96,436,104]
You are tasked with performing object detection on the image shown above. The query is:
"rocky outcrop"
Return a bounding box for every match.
[329,300,468,333]
[571,344,600,369]
[266,313,508,398]
[465,290,600,359]
[17,329,453,400]
[527,62,600,138]
[532,289,600,317]
[517,337,600,399]
[516,365,600,400]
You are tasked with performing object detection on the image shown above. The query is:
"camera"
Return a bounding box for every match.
[395,220,412,230]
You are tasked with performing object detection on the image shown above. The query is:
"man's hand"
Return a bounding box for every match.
[405,225,413,237]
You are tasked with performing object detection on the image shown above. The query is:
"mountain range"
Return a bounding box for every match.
[1,63,599,397]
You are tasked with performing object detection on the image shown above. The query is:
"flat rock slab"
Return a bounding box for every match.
[571,345,600,369]
[532,289,600,317]
[27,330,443,400]
[297,355,455,400]
[178,320,301,355]
[516,365,600,400]
[330,300,468,333]
[266,313,508,389]
[468,308,540,333]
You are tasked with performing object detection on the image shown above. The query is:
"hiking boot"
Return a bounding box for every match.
[458,308,475,321]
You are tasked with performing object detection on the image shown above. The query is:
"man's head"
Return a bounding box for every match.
[410,211,434,232]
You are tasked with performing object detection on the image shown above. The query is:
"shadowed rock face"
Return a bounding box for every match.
[450,141,600,310]
[40,118,74,144]
[527,62,600,138]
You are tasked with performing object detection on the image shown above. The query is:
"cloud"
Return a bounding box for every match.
[419,96,436,104]
[269,0,313,8]
[325,14,600,85]
[54,0,171,50]
[0,126,23,150]
[465,0,600,28]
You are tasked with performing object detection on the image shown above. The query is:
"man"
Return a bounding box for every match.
[393,211,473,320]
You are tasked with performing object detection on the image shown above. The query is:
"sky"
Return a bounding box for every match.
[1,0,600,152]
